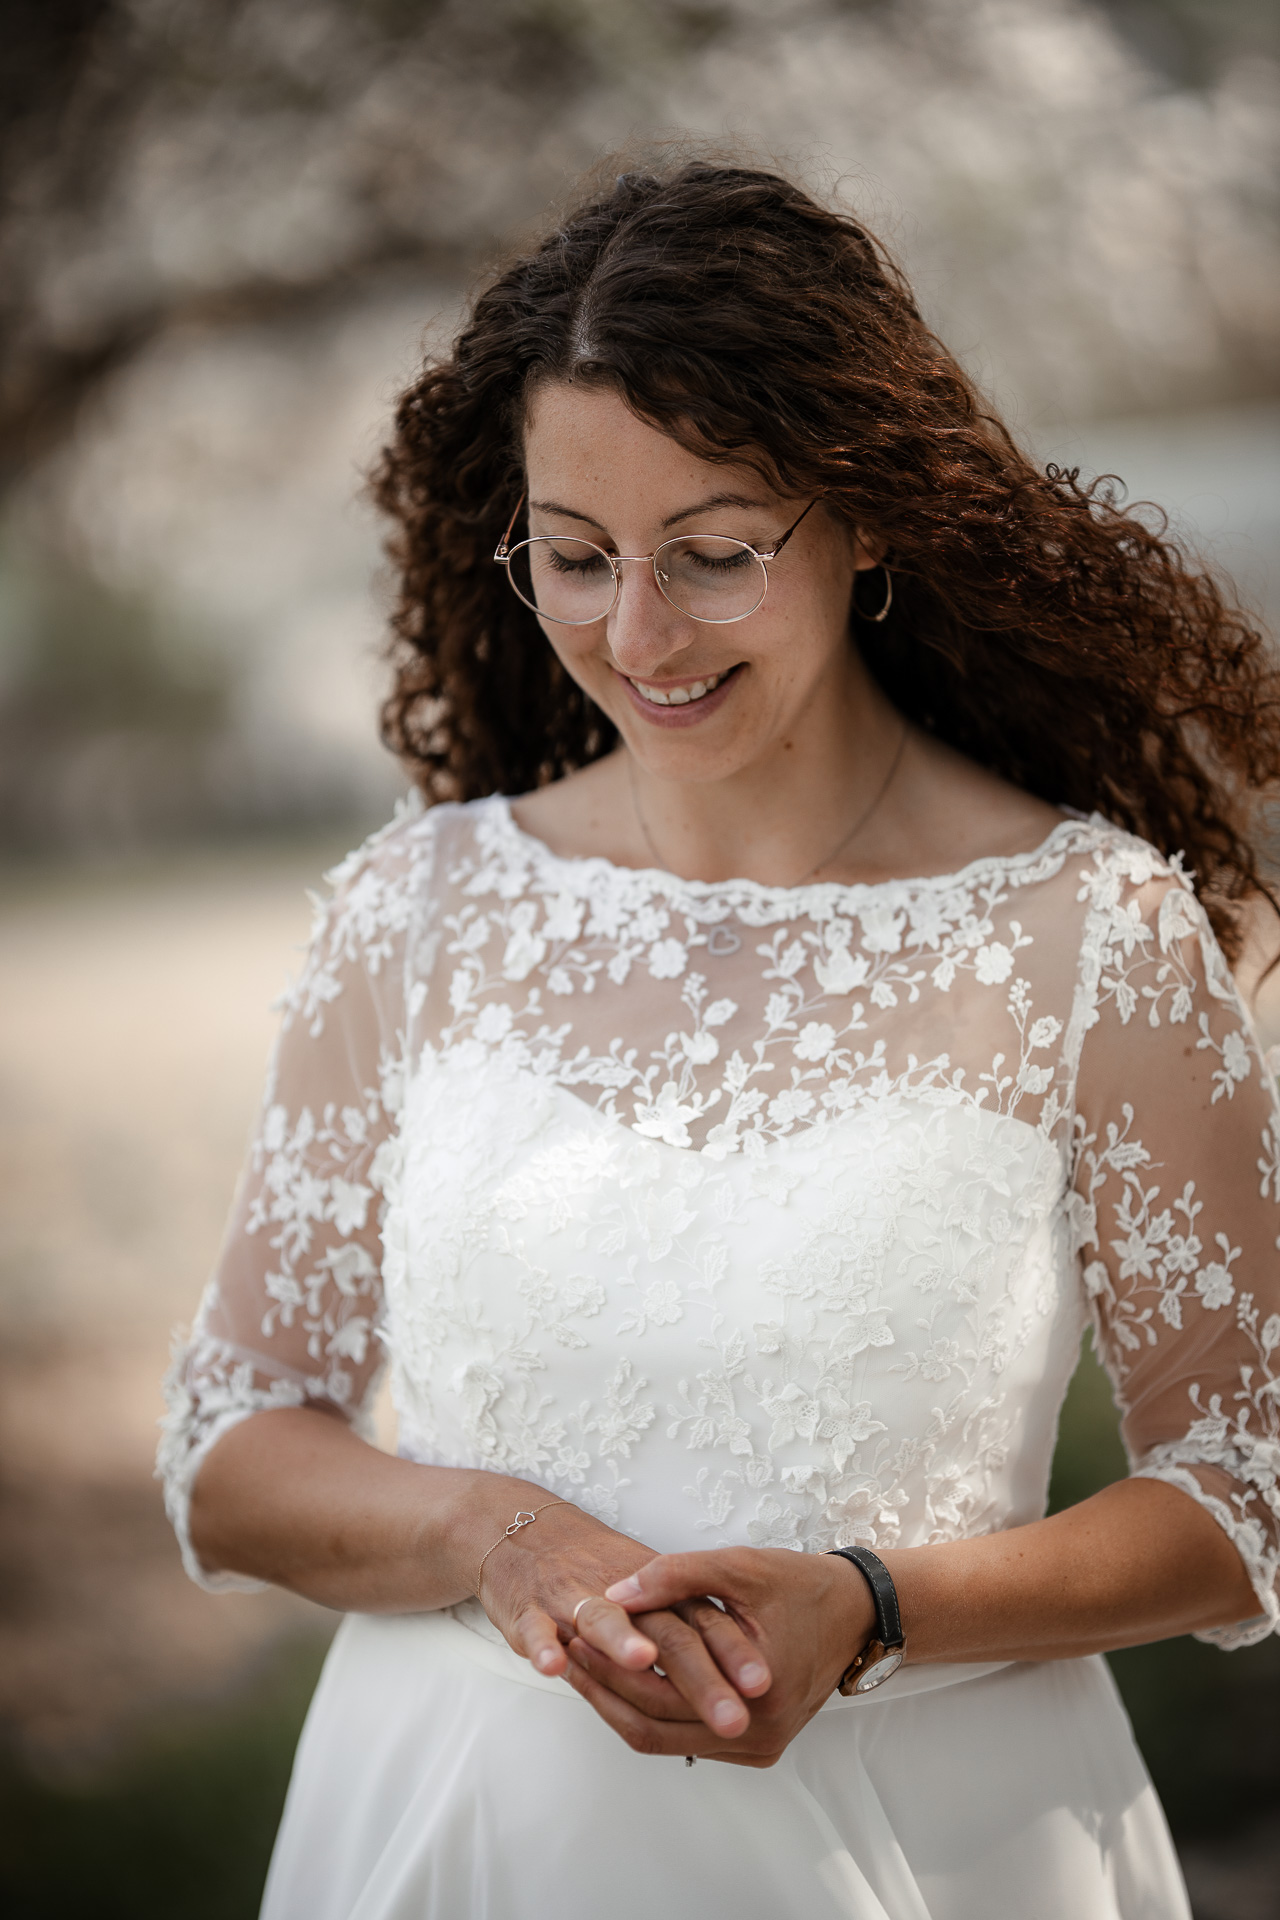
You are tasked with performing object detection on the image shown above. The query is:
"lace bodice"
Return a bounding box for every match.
[160,795,1280,1648]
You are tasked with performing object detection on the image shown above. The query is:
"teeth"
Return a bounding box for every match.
[632,671,724,707]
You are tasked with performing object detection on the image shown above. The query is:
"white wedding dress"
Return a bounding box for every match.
[159,794,1280,1920]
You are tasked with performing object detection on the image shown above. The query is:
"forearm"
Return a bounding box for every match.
[188,1405,766,1738]
[187,1406,549,1613]
[880,1477,1259,1666]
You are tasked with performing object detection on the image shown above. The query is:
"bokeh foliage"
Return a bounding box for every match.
[2,0,1277,489]
[0,1635,329,1920]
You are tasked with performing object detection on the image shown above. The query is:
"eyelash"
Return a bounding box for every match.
[545,549,611,576]
[544,544,761,574]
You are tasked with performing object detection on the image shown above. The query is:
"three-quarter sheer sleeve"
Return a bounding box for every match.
[1069,847,1280,1646]
[158,813,424,1589]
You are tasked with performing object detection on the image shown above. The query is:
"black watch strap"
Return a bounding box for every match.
[827,1545,904,1650]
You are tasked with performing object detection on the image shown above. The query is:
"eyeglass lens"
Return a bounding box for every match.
[506,536,768,625]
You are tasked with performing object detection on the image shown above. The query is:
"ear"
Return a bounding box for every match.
[851,528,888,571]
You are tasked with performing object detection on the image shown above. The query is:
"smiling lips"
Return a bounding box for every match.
[627,667,732,707]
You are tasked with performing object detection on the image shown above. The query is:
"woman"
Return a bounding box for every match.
[160,163,1280,1919]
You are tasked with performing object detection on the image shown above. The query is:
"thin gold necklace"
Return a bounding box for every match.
[628,724,909,887]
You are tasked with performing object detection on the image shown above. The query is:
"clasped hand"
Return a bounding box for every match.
[477,1504,874,1767]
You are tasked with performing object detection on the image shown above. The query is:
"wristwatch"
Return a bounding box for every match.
[827,1545,906,1695]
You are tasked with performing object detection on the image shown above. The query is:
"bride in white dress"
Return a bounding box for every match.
[159,163,1280,1919]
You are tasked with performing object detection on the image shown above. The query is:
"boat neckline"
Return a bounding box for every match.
[489,794,1098,904]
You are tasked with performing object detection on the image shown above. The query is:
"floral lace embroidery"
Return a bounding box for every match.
[439,802,1077,1158]
[158,796,1280,1647]
[1069,840,1280,1639]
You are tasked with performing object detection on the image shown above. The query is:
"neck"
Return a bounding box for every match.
[626,656,907,887]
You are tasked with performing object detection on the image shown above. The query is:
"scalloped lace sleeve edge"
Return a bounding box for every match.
[156,1332,379,1595]
[155,1378,277,1593]
[1130,1462,1278,1650]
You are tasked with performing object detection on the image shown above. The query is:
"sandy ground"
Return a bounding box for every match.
[0,840,359,1770]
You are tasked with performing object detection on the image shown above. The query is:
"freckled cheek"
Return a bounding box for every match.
[745,604,833,694]
[539,622,609,688]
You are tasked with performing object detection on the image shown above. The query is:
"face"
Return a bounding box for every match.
[519,383,876,785]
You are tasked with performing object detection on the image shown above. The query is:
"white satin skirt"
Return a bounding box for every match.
[259,1606,1190,1920]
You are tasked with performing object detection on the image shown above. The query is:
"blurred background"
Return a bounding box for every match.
[1,1,1277,1914]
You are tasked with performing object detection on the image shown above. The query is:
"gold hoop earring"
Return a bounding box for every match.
[856,565,893,623]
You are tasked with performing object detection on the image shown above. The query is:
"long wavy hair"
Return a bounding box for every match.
[371,160,1280,961]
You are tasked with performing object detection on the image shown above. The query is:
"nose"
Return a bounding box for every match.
[605,558,697,677]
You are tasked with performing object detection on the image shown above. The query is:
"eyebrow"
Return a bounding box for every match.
[527,491,776,535]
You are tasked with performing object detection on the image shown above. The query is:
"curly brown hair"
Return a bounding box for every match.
[371,160,1279,961]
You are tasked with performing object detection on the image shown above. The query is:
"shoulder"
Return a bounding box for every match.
[1070,815,1236,1000]
[287,795,512,1022]
[321,792,512,906]
[1068,819,1273,1118]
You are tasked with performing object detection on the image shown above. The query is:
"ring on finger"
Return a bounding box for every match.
[571,1596,595,1632]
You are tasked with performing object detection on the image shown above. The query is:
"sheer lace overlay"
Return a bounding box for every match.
[160,795,1280,1641]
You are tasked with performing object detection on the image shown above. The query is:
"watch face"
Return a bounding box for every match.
[854,1649,904,1693]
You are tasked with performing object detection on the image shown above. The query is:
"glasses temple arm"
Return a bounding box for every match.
[494,492,527,561]
[763,495,821,560]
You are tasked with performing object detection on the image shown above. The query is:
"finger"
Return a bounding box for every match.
[562,1656,732,1760]
[635,1608,750,1738]
[564,1661,779,1770]
[569,1594,659,1670]
[675,1598,772,1698]
[605,1551,750,1614]
[566,1638,700,1721]
[509,1606,570,1677]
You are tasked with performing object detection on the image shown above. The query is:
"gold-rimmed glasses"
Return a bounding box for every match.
[493,495,818,626]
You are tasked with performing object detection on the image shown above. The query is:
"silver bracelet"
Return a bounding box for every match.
[475,1502,568,1593]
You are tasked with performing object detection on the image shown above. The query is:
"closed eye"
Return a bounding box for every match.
[544,547,613,577]
[682,547,756,575]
